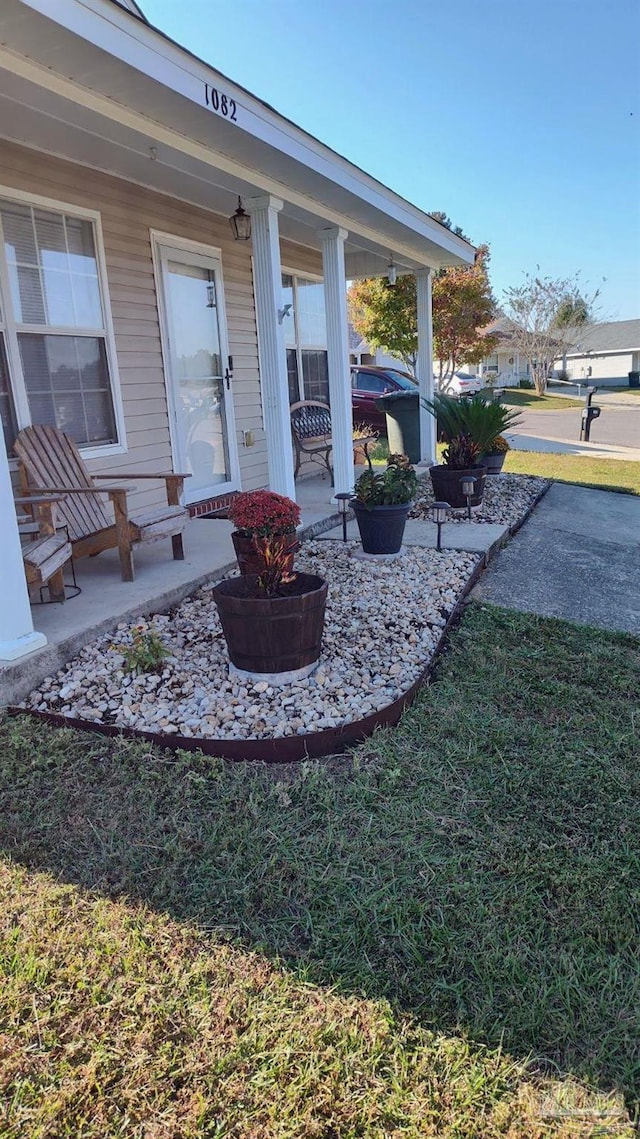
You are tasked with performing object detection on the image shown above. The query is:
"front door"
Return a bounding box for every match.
[157,243,239,504]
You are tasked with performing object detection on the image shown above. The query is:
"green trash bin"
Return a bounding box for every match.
[376,390,421,464]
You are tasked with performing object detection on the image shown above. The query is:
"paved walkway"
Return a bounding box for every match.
[317,516,508,553]
[474,483,640,635]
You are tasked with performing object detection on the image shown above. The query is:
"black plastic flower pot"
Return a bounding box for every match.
[429,464,486,508]
[352,501,412,554]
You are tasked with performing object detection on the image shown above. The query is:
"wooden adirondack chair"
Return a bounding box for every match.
[14,425,190,583]
[16,493,71,604]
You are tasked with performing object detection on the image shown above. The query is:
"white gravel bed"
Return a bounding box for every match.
[410,471,549,528]
[21,542,478,741]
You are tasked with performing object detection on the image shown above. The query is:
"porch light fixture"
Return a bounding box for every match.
[229,196,251,241]
[431,501,448,551]
[461,476,477,521]
[335,493,352,543]
[206,281,215,308]
[387,255,397,287]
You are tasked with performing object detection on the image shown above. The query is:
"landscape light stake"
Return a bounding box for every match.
[431,501,449,551]
[335,493,352,543]
[461,476,477,522]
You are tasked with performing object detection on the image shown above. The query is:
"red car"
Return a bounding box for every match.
[351,365,417,433]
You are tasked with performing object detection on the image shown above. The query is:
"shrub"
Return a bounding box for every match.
[441,434,481,470]
[353,453,418,508]
[422,392,521,454]
[118,625,169,674]
[228,491,300,537]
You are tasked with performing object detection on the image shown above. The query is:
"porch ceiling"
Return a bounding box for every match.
[0,0,474,276]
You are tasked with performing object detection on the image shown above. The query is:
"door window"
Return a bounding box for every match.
[160,250,237,502]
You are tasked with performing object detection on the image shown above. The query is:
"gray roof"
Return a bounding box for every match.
[565,319,640,355]
[348,324,366,351]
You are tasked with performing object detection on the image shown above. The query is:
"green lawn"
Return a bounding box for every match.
[505,449,640,494]
[1,605,638,1137]
[501,389,584,410]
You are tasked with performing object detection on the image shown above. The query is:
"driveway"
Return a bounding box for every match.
[474,483,640,635]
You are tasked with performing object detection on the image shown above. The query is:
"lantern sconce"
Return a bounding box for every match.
[229,196,251,241]
[387,255,397,287]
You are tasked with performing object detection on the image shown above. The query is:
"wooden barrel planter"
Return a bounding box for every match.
[429,464,486,509]
[231,532,299,576]
[352,502,412,554]
[213,572,328,678]
[478,452,506,476]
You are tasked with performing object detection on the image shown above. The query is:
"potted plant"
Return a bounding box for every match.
[228,490,300,576]
[352,452,418,554]
[428,433,487,508]
[480,433,510,475]
[424,391,521,468]
[213,538,328,681]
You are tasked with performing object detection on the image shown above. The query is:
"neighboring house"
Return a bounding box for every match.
[558,320,640,384]
[471,317,640,387]
[470,317,531,385]
[0,0,474,662]
[348,329,404,371]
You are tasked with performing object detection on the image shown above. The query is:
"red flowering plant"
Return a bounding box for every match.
[228,491,301,538]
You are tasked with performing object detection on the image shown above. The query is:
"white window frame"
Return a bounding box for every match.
[281,267,327,402]
[0,185,127,459]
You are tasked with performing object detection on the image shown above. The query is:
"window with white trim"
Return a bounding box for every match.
[281,272,329,404]
[0,196,118,451]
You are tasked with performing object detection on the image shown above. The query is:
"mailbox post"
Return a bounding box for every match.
[579,386,601,442]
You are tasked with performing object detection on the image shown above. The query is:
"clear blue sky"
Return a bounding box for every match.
[143,0,640,320]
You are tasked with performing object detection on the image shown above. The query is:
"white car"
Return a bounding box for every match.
[438,371,484,397]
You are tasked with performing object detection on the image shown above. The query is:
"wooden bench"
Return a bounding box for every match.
[290,401,378,484]
[16,494,71,604]
[14,424,191,583]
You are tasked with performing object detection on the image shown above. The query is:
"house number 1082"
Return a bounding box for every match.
[204,83,238,122]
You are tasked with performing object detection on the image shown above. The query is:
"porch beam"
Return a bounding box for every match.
[0,442,47,661]
[416,268,436,465]
[246,195,296,502]
[320,226,353,498]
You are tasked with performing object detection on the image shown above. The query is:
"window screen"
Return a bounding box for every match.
[0,198,117,448]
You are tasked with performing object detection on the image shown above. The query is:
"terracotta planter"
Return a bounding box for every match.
[429,464,486,508]
[352,501,412,554]
[213,572,328,676]
[231,531,299,576]
[479,452,506,475]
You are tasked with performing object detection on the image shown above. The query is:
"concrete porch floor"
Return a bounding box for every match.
[1,473,341,705]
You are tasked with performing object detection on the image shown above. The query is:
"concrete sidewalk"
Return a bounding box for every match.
[506,432,640,462]
[474,483,640,634]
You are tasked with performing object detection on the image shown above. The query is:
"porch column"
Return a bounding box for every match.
[246,195,296,501]
[0,440,47,661]
[416,267,436,464]
[320,226,352,497]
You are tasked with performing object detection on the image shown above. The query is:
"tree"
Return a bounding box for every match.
[348,242,499,384]
[348,275,419,372]
[503,273,599,395]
